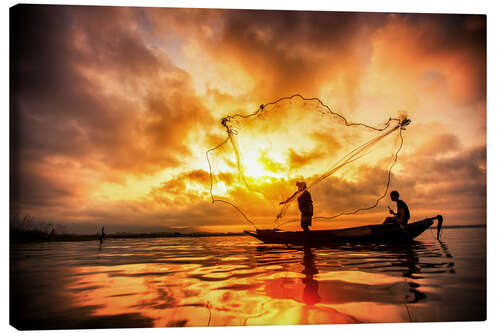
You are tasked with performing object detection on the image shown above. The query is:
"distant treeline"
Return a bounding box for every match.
[11,231,248,243]
[10,215,246,243]
[10,215,67,243]
[10,215,485,244]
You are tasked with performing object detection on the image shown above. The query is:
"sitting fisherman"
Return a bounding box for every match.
[280,181,314,232]
[384,190,410,226]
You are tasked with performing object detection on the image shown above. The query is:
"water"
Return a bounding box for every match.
[10,227,486,329]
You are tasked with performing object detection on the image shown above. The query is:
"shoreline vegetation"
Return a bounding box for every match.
[9,215,249,244]
[10,229,248,243]
[10,217,486,244]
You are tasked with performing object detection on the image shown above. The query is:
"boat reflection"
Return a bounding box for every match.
[256,239,455,310]
[11,235,461,329]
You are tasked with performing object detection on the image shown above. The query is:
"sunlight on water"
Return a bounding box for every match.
[10,228,485,329]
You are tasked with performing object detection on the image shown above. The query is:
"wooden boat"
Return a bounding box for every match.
[245,215,443,245]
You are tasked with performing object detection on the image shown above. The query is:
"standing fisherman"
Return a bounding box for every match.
[280,181,314,232]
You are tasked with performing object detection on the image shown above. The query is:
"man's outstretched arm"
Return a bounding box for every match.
[279,191,299,205]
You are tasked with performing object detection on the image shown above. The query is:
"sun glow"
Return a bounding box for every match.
[12,6,485,233]
[241,150,286,179]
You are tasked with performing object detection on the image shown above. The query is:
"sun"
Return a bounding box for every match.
[240,148,287,180]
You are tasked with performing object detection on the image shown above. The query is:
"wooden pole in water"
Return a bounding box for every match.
[99,226,105,243]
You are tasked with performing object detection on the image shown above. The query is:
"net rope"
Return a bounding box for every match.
[206,94,410,230]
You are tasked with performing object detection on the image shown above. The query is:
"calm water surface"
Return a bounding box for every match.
[10,227,486,329]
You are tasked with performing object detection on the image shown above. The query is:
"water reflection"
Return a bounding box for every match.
[301,246,320,305]
[253,237,458,323]
[10,230,481,330]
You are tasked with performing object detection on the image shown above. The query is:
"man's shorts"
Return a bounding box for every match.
[301,215,312,229]
[383,217,399,224]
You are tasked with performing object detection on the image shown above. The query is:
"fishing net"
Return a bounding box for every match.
[206,95,410,230]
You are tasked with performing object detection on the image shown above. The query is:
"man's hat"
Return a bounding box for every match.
[296,181,307,189]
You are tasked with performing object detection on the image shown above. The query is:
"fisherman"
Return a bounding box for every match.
[280,181,314,232]
[98,226,105,243]
[384,190,410,226]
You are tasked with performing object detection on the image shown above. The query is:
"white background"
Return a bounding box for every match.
[1,0,498,332]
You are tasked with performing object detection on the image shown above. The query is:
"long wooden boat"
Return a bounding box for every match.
[245,215,443,245]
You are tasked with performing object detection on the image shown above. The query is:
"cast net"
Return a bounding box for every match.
[206,95,410,230]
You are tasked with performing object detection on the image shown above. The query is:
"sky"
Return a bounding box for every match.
[10,4,486,234]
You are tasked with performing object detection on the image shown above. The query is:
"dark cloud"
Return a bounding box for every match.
[148,9,387,102]
[397,14,485,57]
[11,5,212,212]
[390,143,486,222]
[414,133,461,156]
[287,148,326,169]
[184,169,211,183]
[310,165,395,216]
[10,162,74,210]
[293,136,486,225]
[149,169,211,208]
[403,145,485,185]
[10,6,486,231]
[147,10,485,107]
[372,13,486,106]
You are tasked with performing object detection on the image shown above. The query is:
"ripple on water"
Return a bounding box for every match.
[10,229,486,328]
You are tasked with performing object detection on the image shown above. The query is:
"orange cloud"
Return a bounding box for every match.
[287,149,326,169]
[10,6,486,232]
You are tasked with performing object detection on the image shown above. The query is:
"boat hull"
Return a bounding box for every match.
[245,218,438,245]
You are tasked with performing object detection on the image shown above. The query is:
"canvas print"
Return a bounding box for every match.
[10,4,486,329]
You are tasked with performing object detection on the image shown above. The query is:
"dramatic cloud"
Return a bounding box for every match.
[147,9,388,108]
[10,5,486,232]
[11,5,213,223]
